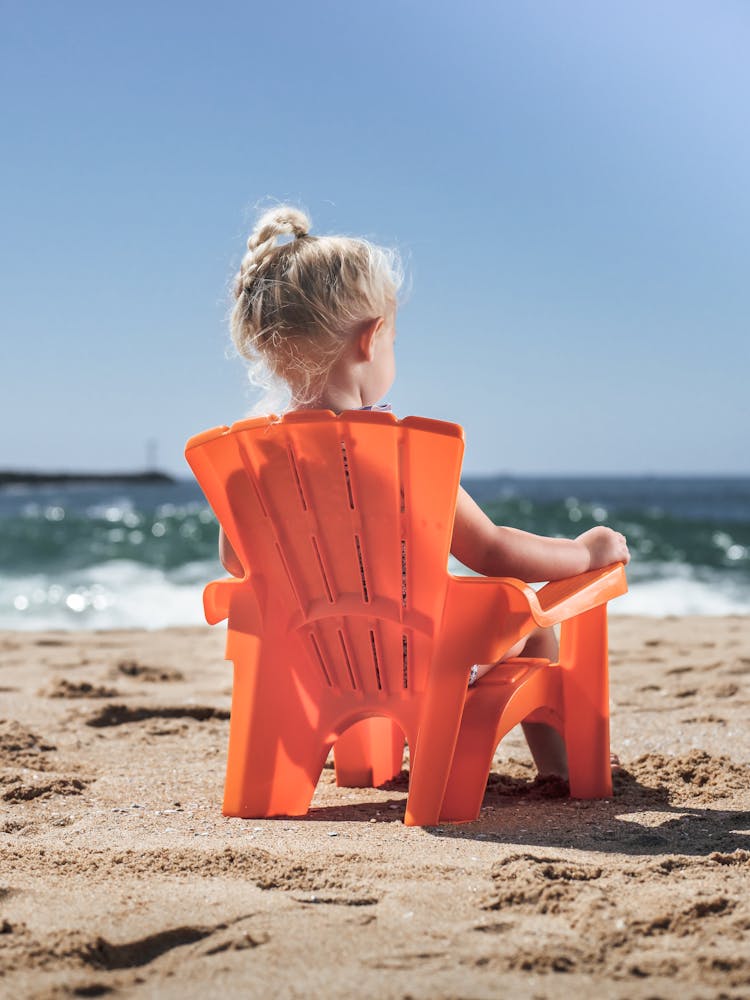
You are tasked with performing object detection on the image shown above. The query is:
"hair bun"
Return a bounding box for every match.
[247,206,310,255]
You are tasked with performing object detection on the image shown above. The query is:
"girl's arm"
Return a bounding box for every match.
[219,527,244,578]
[451,487,630,583]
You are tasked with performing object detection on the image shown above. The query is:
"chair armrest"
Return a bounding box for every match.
[442,575,537,667]
[444,562,627,660]
[500,563,628,628]
[203,577,247,625]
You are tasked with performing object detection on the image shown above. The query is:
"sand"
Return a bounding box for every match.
[1,616,749,999]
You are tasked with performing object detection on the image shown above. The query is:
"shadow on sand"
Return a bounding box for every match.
[302,765,750,857]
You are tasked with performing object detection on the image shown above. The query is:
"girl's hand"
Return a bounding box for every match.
[577,526,630,570]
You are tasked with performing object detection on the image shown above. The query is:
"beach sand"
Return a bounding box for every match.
[1,616,749,998]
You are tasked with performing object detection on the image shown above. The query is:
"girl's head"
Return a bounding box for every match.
[231,206,403,411]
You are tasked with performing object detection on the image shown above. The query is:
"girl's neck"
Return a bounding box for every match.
[301,385,368,414]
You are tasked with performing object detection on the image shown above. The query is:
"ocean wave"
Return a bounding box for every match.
[0,559,216,631]
[612,562,750,616]
[1,477,748,628]
[2,559,748,631]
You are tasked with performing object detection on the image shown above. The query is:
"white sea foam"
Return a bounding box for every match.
[612,570,750,616]
[0,560,212,631]
[1,559,748,630]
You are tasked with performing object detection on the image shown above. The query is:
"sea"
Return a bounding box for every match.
[0,476,748,630]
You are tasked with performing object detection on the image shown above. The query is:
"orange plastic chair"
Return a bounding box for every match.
[185,410,627,826]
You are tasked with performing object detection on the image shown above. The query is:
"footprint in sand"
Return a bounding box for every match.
[0,721,89,803]
[79,925,223,970]
[2,776,88,802]
[712,682,739,699]
[630,897,736,937]
[0,820,33,834]
[0,722,57,766]
[114,661,185,683]
[482,853,603,913]
[43,679,120,699]
[4,918,266,980]
[85,704,229,728]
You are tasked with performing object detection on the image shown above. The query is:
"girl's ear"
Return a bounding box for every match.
[357,317,385,362]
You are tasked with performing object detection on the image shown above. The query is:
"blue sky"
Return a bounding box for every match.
[2,1,748,476]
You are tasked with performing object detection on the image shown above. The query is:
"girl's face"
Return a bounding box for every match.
[363,306,397,405]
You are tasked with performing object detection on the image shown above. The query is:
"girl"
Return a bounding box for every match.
[221,205,630,780]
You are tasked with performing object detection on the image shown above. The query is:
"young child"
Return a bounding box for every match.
[221,205,630,780]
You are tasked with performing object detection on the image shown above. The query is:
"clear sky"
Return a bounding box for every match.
[2,1,748,476]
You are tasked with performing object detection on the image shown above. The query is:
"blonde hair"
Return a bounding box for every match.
[231,205,403,410]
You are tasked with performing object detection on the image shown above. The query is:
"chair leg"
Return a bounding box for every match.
[439,686,500,823]
[560,604,613,799]
[439,661,560,822]
[224,734,329,818]
[223,636,330,818]
[333,718,405,787]
[404,659,473,827]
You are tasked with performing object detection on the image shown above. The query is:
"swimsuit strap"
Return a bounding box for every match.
[360,403,392,412]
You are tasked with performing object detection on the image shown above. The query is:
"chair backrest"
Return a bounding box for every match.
[186,410,465,698]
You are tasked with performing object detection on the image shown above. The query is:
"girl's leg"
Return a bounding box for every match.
[518,628,620,776]
[471,626,568,778]
[518,626,569,779]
